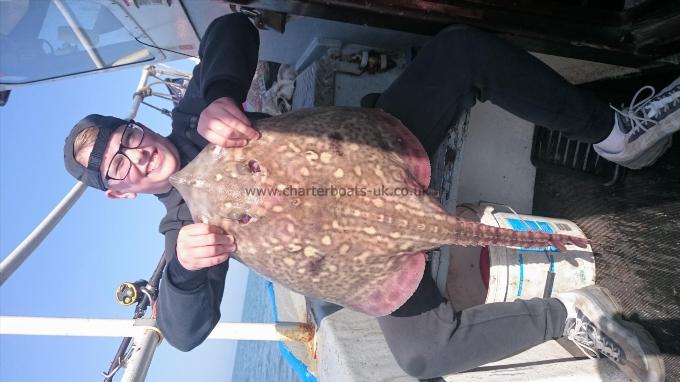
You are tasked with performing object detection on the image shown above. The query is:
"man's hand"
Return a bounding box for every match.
[197,97,260,147]
[176,223,235,271]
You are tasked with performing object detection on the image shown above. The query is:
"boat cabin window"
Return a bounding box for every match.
[0,0,155,85]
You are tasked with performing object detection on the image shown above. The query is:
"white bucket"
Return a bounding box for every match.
[446,202,596,310]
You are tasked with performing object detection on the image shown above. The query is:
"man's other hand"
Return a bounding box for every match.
[197,97,260,147]
[176,223,235,271]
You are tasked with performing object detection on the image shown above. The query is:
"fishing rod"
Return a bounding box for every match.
[102,254,166,382]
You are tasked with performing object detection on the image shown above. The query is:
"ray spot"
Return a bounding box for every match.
[288,143,301,153]
[305,151,319,162]
[357,251,371,262]
[320,152,332,163]
[287,244,302,252]
[304,246,317,258]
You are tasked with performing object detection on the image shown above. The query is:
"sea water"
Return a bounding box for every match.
[230,271,301,382]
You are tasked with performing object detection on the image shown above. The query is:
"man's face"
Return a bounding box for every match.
[100,122,180,198]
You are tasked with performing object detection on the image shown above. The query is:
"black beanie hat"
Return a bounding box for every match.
[63,114,128,191]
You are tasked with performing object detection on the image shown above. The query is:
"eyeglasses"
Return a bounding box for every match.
[104,121,145,182]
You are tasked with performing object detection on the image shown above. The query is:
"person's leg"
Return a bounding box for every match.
[375,25,680,168]
[390,261,447,317]
[379,284,665,382]
[378,295,567,379]
[376,25,613,157]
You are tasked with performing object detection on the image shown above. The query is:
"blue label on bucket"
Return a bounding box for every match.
[517,252,524,297]
[505,218,558,252]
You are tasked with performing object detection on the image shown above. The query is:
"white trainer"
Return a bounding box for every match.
[556,286,665,382]
[594,76,680,169]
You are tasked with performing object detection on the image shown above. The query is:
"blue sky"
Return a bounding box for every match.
[0,61,250,381]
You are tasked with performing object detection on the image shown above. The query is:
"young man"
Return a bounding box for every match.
[63,13,675,382]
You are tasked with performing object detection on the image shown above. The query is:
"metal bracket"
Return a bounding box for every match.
[230,5,287,33]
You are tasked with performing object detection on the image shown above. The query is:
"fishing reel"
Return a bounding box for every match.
[115,279,149,306]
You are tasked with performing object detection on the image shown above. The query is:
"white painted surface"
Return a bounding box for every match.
[444,341,630,382]
[456,102,536,214]
[0,316,307,342]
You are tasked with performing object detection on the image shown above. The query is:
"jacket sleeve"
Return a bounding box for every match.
[156,13,258,352]
[196,13,260,106]
[156,227,229,351]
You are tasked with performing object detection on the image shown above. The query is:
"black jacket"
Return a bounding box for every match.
[155,13,267,351]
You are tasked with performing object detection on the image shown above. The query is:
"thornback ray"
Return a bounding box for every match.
[170,107,588,316]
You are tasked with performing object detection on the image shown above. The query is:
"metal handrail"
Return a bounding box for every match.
[53,0,106,69]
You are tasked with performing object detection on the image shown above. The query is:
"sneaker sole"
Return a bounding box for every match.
[618,319,666,382]
[600,104,680,169]
[618,135,673,170]
[571,286,665,382]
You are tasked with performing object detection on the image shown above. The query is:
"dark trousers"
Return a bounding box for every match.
[373,26,612,379]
